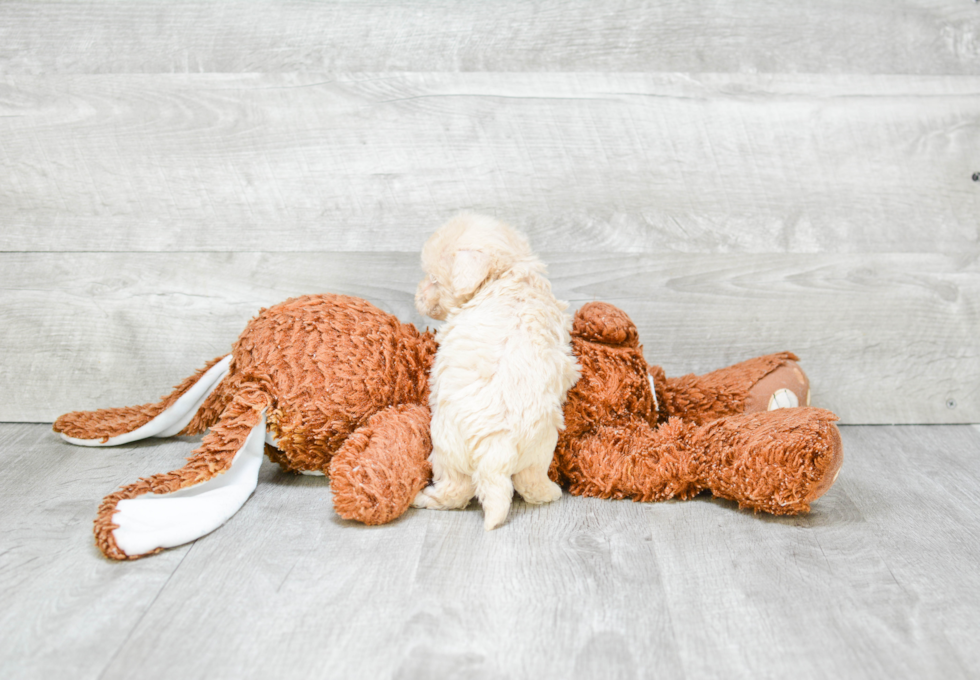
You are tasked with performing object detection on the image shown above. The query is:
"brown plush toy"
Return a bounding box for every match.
[54,294,842,560]
[552,302,842,515]
[55,295,438,560]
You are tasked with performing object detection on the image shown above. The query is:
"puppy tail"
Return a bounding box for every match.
[53,355,233,446]
[473,438,518,531]
[476,473,513,531]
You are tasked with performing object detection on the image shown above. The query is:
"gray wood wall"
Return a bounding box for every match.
[1,1,978,424]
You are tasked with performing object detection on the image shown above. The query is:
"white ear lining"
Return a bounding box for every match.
[61,355,232,447]
[111,410,267,556]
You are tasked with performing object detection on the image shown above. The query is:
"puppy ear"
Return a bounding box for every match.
[452,249,492,297]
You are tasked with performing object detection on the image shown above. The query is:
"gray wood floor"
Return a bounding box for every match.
[2,423,979,679]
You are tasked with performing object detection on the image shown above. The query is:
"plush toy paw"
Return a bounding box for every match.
[697,407,843,514]
[744,356,811,413]
[570,301,640,348]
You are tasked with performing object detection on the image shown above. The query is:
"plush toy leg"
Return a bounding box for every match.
[556,416,704,503]
[556,407,842,514]
[54,355,232,445]
[329,404,433,525]
[93,386,271,560]
[693,407,843,514]
[655,352,808,424]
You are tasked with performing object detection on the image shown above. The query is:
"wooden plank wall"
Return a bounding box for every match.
[1,1,978,424]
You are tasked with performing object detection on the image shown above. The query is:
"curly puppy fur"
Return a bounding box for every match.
[412,214,580,530]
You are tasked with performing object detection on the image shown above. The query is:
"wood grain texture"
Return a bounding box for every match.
[642,424,980,678]
[0,424,197,680]
[3,423,980,678]
[2,73,978,254]
[2,251,976,424]
[1,1,979,75]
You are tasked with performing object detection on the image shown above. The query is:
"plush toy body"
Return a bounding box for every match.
[55,294,842,560]
[56,295,437,559]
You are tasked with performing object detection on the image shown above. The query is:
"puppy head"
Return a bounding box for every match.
[415,213,538,320]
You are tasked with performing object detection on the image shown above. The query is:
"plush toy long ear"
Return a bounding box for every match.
[451,249,492,297]
[93,386,271,560]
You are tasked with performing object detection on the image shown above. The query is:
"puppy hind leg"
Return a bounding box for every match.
[512,426,562,505]
[513,465,562,505]
[412,465,475,511]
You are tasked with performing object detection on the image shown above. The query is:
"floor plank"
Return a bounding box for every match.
[0,424,192,680]
[2,424,980,679]
[2,73,978,253]
[2,251,976,424]
[1,1,977,75]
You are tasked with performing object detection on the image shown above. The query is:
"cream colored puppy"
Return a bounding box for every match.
[412,213,579,530]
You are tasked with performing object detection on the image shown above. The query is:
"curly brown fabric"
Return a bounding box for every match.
[179,371,236,436]
[571,302,640,348]
[658,352,801,424]
[233,295,437,473]
[93,385,271,560]
[329,403,433,525]
[692,407,842,514]
[72,294,438,559]
[554,304,842,514]
[558,417,702,502]
[62,295,842,560]
[53,355,229,442]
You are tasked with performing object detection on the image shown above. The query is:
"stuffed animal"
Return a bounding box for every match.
[54,294,842,560]
[55,295,437,560]
[552,302,842,514]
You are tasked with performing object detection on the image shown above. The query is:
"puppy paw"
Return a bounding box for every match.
[411,489,435,509]
[517,479,562,505]
[412,484,472,510]
[513,468,563,505]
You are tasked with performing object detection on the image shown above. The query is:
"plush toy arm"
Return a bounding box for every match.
[329,403,432,525]
[53,355,232,445]
[656,352,809,424]
[93,385,271,560]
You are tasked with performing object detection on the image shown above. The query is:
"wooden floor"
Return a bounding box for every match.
[2,423,979,679]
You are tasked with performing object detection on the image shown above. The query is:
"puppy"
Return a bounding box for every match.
[412,213,579,530]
